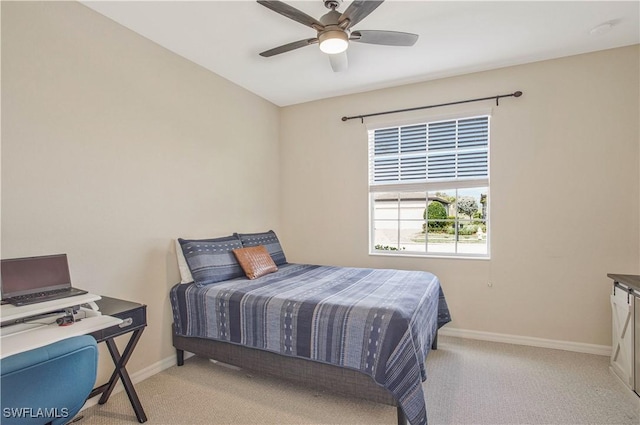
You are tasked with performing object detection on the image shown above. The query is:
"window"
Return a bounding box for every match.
[369,115,489,257]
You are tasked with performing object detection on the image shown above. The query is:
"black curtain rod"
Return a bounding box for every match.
[341,91,523,123]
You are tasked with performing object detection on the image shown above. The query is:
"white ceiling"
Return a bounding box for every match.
[81,1,639,107]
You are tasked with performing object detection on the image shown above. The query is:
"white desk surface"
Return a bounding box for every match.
[1,315,123,359]
[1,293,102,324]
[0,293,123,359]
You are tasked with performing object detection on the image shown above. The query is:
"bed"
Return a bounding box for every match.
[169,232,451,425]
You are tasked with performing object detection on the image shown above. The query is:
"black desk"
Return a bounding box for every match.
[88,296,148,423]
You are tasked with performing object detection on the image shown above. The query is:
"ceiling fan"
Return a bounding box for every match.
[257,0,419,72]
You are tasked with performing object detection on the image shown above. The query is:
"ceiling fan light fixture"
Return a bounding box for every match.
[319,30,348,54]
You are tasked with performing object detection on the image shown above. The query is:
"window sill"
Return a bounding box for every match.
[368,252,490,260]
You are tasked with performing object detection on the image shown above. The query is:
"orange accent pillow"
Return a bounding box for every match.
[232,245,278,280]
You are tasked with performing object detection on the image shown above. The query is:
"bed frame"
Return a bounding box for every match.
[173,326,438,425]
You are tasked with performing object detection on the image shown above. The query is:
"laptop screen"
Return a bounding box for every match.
[1,254,72,299]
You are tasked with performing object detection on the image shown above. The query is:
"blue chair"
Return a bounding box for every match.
[1,335,98,425]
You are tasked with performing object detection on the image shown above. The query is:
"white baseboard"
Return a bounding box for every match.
[438,327,612,357]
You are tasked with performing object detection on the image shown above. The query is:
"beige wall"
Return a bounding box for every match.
[1,1,280,379]
[2,1,639,386]
[280,45,640,347]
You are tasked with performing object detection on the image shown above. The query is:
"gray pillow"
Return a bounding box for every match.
[178,236,244,286]
[235,230,287,266]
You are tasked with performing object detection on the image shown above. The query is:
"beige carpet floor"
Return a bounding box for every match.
[78,336,640,424]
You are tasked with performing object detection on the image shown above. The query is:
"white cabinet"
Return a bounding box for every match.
[608,273,640,396]
[636,296,640,396]
[611,285,635,388]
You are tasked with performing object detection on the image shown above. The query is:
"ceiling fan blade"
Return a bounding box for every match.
[257,0,324,30]
[350,30,418,46]
[329,51,348,72]
[260,38,318,57]
[339,1,384,29]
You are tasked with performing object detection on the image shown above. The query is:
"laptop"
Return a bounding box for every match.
[1,254,87,306]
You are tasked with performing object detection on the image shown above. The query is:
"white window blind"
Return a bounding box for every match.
[369,116,489,186]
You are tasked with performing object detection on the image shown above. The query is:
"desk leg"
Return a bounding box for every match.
[98,329,148,423]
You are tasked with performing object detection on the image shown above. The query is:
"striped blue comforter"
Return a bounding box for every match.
[170,263,451,425]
